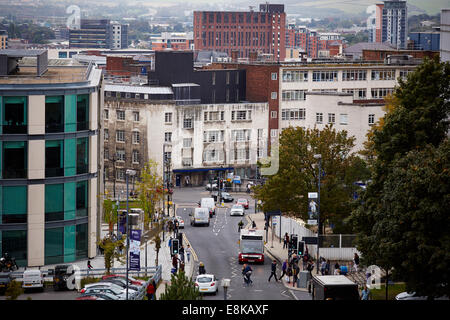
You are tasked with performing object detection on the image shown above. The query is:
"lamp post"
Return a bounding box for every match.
[125,169,136,300]
[163,142,172,217]
[111,153,118,199]
[144,235,149,277]
[313,154,322,275]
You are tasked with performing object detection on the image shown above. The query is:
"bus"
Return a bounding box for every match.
[238,229,264,264]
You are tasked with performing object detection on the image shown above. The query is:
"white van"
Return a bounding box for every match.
[22,269,44,291]
[191,208,210,226]
[200,197,216,217]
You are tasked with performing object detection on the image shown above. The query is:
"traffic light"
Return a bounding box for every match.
[171,239,179,255]
[290,234,298,251]
[298,241,305,256]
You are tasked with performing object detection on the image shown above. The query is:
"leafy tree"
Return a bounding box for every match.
[152,233,162,266]
[103,198,117,236]
[136,160,164,230]
[159,271,202,300]
[254,125,369,233]
[98,236,125,275]
[348,57,450,299]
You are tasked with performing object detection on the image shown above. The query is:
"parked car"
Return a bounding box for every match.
[195,274,218,295]
[175,216,185,228]
[99,278,144,299]
[205,181,218,191]
[395,292,449,300]
[101,274,146,288]
[53,264,74,291]
[78,292,120,300]
[22,269,44,292]
[76,295,106,300]
[230,204,245,216]
[237,198,249,209]
[0,272,13,294]
[80,283,134,300]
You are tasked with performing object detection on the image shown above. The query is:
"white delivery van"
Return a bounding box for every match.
[200,197,216,217]
[191,208,210,226]
[22,269,44,291]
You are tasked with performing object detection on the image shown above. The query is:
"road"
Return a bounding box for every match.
[172,187,298,300]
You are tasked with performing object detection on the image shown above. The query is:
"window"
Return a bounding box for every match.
[116,149,125,161]
[282,90,307,101]
[117,110,125,121]
[133,111,139,122]
[2,186,27,224]
[183,138,192,148]
[371,88,394,99]
[116,130,125,142]
[76,180,88,218]
[45,140,64,177]
[232,148,249,161]
[132,131,140,144]
[340,114,348,125]
[282,70,308,82]
[2,141,27,179]
[371,69,395,80]
[328,113,335,124]
[232,129,250,141]
[312,70,338,82]
[342,70,367,81]
[164,152,171,163]
[399,70,413,80]
[165,112,172,123]
[271,111,277,118]
[368,114,375,126]
[231,110,251,121]
[104,148,109,160]
[104,129,109,140]
[76,137,88,174]
[2,96,27,134]
[77,94,89,131]
[183,118,193,129]
[116,169,125,181]
[132,150,139,164]
[271,72,277,80]
[316,113,323,124]
[45,96,64,133]
[281,108,306,120]
[45,184,63,222]
[271,92,277,99]
[203,130,224,142]
[104,109,109,119]
[270,129,277,138]
[258,129,264,139]
[165,132,172,142]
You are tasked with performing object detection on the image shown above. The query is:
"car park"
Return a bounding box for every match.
[102,274,147,288]
[195,274,218,295]
[78,292,120,300]
[22,269,44,292]
[99,278,143,299]
[237,198,249,209]
[81,282,138,300]
[230,204,245,216]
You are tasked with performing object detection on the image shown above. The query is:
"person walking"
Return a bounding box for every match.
[320,259,327,275]
[334,262,340,275]
[186,244,191,263]
[302,252,309,270]
[283,233,289,249]
[353,253,360,272]
[87,260,93,270]
[242,264,253,286]
[198,262,206,275]
[238,220,244,232]
[146,280,156,300]
[292,263,300,287]
[360,285,371,300]
[252,220,256,229]
[280,259,288,281]
[172,254,179,273]
[268,260,279,282]
[179,245,185,263]
[325,260,330,275]
[287,261,293,283]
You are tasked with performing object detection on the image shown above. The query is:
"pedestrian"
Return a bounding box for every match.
[306,260,314,275]
[180,260,185,273]
[353,253,360,272]
[186,244,191,263]
[302,252,309,270]
[242,264,253,286]
[283,233,289,249]
[179,245,185,263]
[238,220,244,232]
[172,254,178,273]
[320,259,327,275]
[252,220,256,229]
[334,262,340,274]
[87,260,93,270]
[268,260,279,282]
[168,237,172,250]
[292,263,300,287]
[198,262,206,275]
[280,259,288,281]
[146,280,156,300]
[360,285,371,300]
[325,260,330,275]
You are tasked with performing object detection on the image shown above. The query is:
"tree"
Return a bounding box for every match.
[103,198,117,236]
[5,280,23,300]
[152,233,162,266]
[254,125,369,233]
[159,271,202,300]
[348,57,450,299]
[136,160,164,230]
[98,236,125,275]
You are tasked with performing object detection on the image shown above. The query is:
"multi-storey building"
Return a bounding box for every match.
[0,49,103,267]
[370,1,408,49]
[150,32,194,51]
[193,3,286,61]
[0,30,7,50]
[286,26,343,58]
[69,19,129,49]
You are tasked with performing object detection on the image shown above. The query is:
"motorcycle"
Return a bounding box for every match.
[0,254,19,272]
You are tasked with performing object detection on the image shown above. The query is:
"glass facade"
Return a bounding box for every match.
[1,230,27,266]
[45,96,64,133]
[44,223,88,264]
[2,141,27,179]
[2,96,27,134]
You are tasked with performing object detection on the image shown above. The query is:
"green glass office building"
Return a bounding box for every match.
[0,50,103,267]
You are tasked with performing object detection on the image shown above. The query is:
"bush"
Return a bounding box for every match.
[5,280,23,300]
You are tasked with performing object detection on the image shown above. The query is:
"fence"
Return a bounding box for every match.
[272,215,360,261]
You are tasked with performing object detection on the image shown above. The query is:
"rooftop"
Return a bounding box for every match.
[0,65,90,84]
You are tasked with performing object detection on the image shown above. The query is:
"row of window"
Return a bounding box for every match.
[104,148,140,164]
[104,109,139,122]
[1,138,88,179]
[104,129,140,144]
[202,147,265,163]
[281,109,376,126]
[279,87,394,101]
[1,94,89,134]
[280,69,411,82]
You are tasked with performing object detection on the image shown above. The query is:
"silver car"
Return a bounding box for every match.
[230,204,244,216]
[81,283,138,300]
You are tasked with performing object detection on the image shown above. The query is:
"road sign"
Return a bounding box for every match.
[308,192,318,199]
[307,219,318,225]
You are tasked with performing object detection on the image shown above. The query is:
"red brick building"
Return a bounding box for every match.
[193,3,286,61]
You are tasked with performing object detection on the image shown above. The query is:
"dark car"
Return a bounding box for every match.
[0,272,13,294]
[53,264,74,291]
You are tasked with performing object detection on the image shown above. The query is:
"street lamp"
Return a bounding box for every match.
[125,169,136,300]
[163,142,172,217]
[221,278,231,300]
[143,235,149,277]
[313,154,322,275]
[111,153,118,199]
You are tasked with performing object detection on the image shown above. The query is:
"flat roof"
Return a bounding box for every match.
[0,66,89,84]
[105,84,173,95]
[313,275,357,286]
[0,49,47,57]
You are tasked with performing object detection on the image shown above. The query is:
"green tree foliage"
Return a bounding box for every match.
[137,160,164,230]
[254,126,370,233]
[5,280,23,300]
[348,57,450,299]
[103,198,117,235]
[98,236,125,275]
[159,271,202,300]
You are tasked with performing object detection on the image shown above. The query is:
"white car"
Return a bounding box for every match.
[395,291,449,300]
[22,269,44,291]
[175,216,185,228]
[195,274,218,295]
[230,204,245,216]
